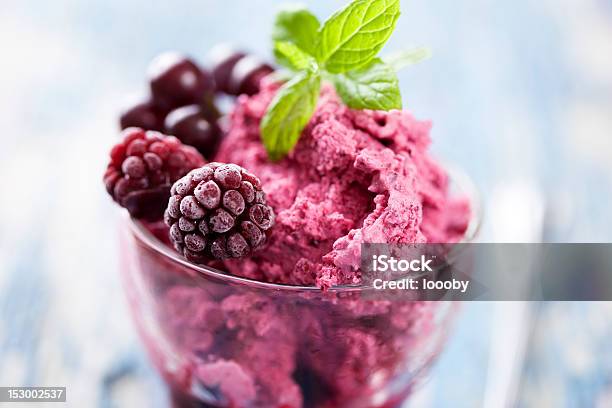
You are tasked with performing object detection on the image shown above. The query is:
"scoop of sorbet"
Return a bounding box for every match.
[214,81,470,288]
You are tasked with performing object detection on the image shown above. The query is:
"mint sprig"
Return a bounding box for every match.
[331,58,402,110]
[316,0,401,73]
[383,47,432,71]
[272,4,320,55]
[261,0,428,161]
[274,41,315,71]
[260,69,321,161]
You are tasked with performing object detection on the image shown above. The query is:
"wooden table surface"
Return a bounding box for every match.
[1,0,612,407]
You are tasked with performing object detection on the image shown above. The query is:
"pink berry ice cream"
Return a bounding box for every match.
[115,50,474,408]
[104,0,477,402]
[118,80,473,408]
[215,80,470,288]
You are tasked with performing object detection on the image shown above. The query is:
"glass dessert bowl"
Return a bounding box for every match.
[119,168,481,408]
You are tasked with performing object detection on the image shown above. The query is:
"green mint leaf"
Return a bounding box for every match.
[273,4,320,55]
[383,47,431,71]
[261,70,321,161]
[266,69,295,84]
[274,41,316,71]
[316,0,400,73]
[331,58,402,110]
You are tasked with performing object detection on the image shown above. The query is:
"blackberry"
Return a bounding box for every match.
[164,163,274,262]
[164,105,221,160]
[148,52,215,112]
[103,128,205,220]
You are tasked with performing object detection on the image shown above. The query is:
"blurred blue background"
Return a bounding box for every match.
[1,0,612,407]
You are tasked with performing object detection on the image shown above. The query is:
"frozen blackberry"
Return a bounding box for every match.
[148,52,215,112]
[165,163,274,262]
[164,105,221,160]
[103,128,205,220]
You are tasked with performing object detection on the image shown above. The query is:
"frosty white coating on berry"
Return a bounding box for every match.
[164,163,275,262]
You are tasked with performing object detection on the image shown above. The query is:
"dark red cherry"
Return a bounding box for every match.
[148,52,215,111]
[165,105,221,160]
[207,44,247,94]
[119,99,164,131]
[228,55,274,96]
